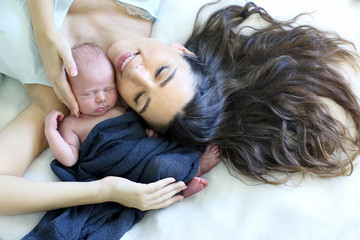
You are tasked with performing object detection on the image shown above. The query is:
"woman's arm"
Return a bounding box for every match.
[25,0,56,35]
[0,175,186,215]
[25,0,79,116]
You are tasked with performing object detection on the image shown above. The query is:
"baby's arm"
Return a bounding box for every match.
[45,110,80,167]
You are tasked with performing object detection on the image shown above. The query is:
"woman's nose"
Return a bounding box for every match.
[130,65,153,86]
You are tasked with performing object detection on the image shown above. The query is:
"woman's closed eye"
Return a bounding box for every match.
[155,65,168,79]
[134,91,145,104]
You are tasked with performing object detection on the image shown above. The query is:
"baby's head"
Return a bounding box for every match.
[68,43,118,116]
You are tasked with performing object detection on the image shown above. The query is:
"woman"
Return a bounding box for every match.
[107,2,360,184]
[0,0,188,215]
[0,0,359,214]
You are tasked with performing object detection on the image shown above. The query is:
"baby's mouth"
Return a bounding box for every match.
[95,106,108,113]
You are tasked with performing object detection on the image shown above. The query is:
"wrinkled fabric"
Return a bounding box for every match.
[24,111,199,240]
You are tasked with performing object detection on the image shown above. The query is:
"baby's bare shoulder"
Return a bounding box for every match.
[60,114,87,129]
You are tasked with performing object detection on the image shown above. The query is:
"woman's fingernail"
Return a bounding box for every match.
[73,110,79,118]
[69,67,78,76]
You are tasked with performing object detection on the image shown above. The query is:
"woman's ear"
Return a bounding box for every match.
[170,42,195,56]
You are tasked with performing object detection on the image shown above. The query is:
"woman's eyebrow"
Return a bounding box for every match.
[139,97,151,114]
[140,68,177,114]
[159,68,177,88]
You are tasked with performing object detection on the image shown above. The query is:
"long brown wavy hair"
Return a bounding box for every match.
[164,1,360,184]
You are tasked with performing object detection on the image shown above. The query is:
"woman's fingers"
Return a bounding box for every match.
[101,177,187,211]
[53,70,79,116]
[144,178,187,209]
[33,28,79,114]
[61,44,78,77]
[147,178,183,194]
[59,46,80,115]
[149,186,186,209]
[153,194,185,209]
[44,34,79,115]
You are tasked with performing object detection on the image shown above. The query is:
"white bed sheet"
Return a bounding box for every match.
[1,0,360,239]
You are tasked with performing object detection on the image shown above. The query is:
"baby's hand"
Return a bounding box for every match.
[45,110,65,132]
[145,128,160,138]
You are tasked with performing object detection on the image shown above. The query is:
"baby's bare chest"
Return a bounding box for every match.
[73,107,126,143]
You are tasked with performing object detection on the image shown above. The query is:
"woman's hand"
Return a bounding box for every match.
[25,0,79,116]
[34,29,79,116]
[101,177,187,211]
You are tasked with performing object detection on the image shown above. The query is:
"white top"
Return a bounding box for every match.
[0,0,159,87]
[115,0,160,21]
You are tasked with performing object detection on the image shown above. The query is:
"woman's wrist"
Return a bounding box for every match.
[97,177,117,203]
[33,26,58,46]
[64,179,109,207]
[97,176,133,204]
[32,21,57,35]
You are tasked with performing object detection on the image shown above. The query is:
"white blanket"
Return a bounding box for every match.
[1,0,360,239]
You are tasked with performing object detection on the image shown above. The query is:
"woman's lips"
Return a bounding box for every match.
[116,52,139,75]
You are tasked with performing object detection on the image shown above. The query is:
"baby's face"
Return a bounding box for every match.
[71,60,118,116]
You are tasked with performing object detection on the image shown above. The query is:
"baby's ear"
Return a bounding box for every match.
[170,42,195,56]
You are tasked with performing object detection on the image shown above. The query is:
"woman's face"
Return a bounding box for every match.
[108,38,196,127]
